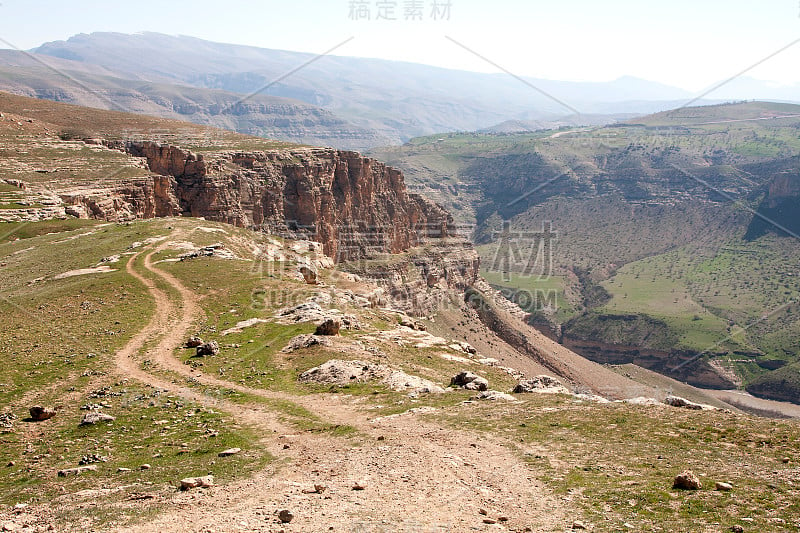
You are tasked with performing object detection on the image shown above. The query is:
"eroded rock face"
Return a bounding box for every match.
[71,141,454,262]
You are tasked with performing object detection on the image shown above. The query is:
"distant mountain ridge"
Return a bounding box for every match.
[22,32,749,144]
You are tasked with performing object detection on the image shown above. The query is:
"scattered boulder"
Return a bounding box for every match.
[664,396,702,410]
[298,265,317,284]
[664,396,717,411]
[196,341,220,357]
[281,334,332,353]
[80,411,115,426]
[673,470,702,490]
[315,318,341,336]
[185,336,204,348]
[472,390,516,402]
[57,465,97,477]
[352,482,366,491]
[572,521,587,530]
[140,464,151,470]
[300,359,445,395]
[29,406,57,421]
[451,371,489,391]
[218,448,241,457]
[180,475,214,490]
[514,375,569,394]
[398,315,426,331]
[278,509,294,523]
[715,482,733,492]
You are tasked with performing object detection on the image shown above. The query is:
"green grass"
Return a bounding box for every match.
[0,219,278,528]
[432,396,800,532]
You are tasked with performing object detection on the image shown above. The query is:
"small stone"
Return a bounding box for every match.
[352,482,365,491]
[140,464,151,470]
[218,448,241,457]
[498,516,508,522]
[315,318,341,336]
[730,526,744,533]
[478,509,488,516]
[57,465,97,477]
[6,462,14,467]
[2,522,19,532]
[715,481,733,491]
[377,436,385,441]
[117,467,131,473]
[278,510,294,523]
[314,484,327,493]
[186,336,204,348]
[673,470,701,490]
[298,265,317,284]
[29,406,57,421]
[782,457,790,464]
[483,518,496,524]
[180,475,214,490]
[196,341,220,357]
[572,520,587,530]
[80,411,115,426]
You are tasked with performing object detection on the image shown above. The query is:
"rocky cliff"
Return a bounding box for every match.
[63,141,453,263]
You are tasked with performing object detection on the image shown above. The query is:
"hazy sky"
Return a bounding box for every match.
[0,0,798,92]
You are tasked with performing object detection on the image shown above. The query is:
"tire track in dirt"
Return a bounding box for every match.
[111,234,571,532]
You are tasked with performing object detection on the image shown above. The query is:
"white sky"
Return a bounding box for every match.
[0,0,798,92]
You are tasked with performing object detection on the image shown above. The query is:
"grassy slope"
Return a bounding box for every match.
[370,102,800,391]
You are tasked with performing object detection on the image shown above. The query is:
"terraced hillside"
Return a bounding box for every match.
[370,102,800,400]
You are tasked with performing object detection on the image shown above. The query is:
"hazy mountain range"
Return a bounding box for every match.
[0,32,795,148]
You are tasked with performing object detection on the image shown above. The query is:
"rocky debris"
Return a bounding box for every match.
[622,397,663,406]
[281,334,332,353]
[384,371,446,395]
[451,371,489,391]
[220,318,268,336]
[79,454,108,465]
[179,243,235,261]
[298,265,317,284]
[0,413,16,429]
[275,301,360,330]
[89,386,122,399]
[140,464,151,470]
[398,315,426,331]
[472,390,517,402]
[449,341,477,354]
[185,336,204,348]
[315,318,341,336]
[278,510,294,523]
[730,526,744,533]
[352,482,366,491]
[513,375,569,394]
[58,465,98,477]
[180,475,214,490]
[664,396,717,411]
[370,326,449,349]
[299,359,445,395]
[715,482,733,491]
[196,341,220,357]
[80,411,116,426]
[218,448,241,457]
[572,521,587,530]
[673,470,701,490]
[29,406,57,421]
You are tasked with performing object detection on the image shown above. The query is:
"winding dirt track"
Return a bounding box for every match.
[112,236,570,532]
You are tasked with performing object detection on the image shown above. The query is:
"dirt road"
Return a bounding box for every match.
[110,236,571,532]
